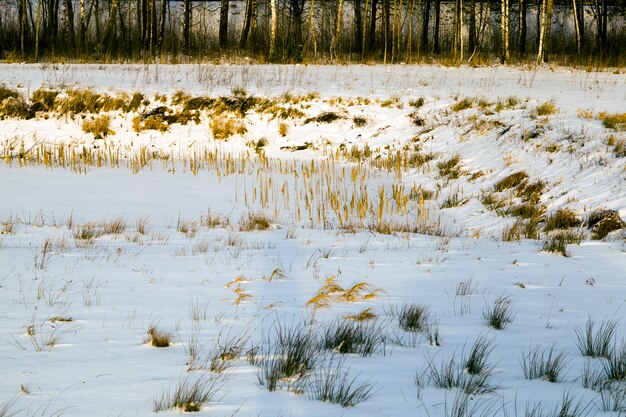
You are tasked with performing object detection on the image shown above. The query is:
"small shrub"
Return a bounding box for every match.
[82,115,115,139]
[133,114,169,132]
[239,212,273,231]
[56,89,102,114]
[597,112,626,130]
[146,326,173,347]
[418,352,498,395]
[308,359,375,407]
[542,230,581,256]
[153,375,223,412]
[437,155,463,180]
[30,88,59,112]
[255,321,319,392]
[304,112,344,124]
[464,334,495,376]
[544,208,580,231]
[278,122,288,137]
[587,209,625,239]
[494,171,528,192]
[210,115,247,140]
[321,319,385,356]
[409,97,425,108]
[483,296,515,330]
[395,303,431,333]
[0,85,20,102]
[574,317,618,358]
[521,344,569,382]
[452,97,474,112]
[536,100,558,116]
[352,116,368,127]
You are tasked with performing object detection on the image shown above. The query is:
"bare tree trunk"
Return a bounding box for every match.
[20,0,27,57]
[519,0,526,53]
[382,0,390,62]
[433,0,440,54]
[367,0,378,52]
[572,0,581,53]
[269,0,277,59]
[150,0,157,53]
[290,0,304,61]
[421,0,430,53]
[79,0,85,51]
[105,0,119,57]
[158,0,166,54]
[141,0,147,45]
[595,0,607,56]
[536,0,552,63]
[501,0,510,63]
[355,0,363,56]
[240,0,253,49]
[64,0,75,50]
[35,0,41,60]
[183,0,190,53]
[219,0,229,48]
[468,0,476,55]
[407,0,416,61]
[333,0,344,61]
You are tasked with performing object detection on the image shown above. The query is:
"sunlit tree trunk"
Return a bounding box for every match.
[572,0,581,53]
[501,0,510,63]
[35,0,41,60]
[536,0,552,63]
[269,0,277,59]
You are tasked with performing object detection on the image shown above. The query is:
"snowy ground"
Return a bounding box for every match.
[0,64,625,417]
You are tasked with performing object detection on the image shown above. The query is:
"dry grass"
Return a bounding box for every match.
[597,112,626,130]
[82,115,115,139]
[536,100,558,116]
[239,212,273,231]
[210,115,247,140]
[494,171,528,192]
[133,114,169,132]
[451,97,474,112]
[146,326,173,348]
[544,208,581,232]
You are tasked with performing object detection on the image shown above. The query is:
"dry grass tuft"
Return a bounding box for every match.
[536,100,558,116]
[146,326,173,348]
[82,115,115,139]
[597,112,626,130]
[494,171,528,192]
[239,212,273,231]
[544,208,581,232]
[210,115,247,140]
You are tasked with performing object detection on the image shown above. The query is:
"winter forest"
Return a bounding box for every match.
[1,0,625,65]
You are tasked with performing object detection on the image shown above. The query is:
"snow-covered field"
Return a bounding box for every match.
[0,64,625,417]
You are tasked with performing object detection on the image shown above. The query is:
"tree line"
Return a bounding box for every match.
[1,0,625,65]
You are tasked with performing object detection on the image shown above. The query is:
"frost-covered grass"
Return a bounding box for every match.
[0,64,625,417]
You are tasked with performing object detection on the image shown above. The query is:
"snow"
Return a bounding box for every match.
[0,64,625,417]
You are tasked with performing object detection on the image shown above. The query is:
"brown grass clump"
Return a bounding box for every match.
[278,122,288,137]
[133,114,169,132]
[0,96,34,119]
[544,208,581,232]
[597,112,626,130]
[437,155,463,180]
[543,230,582,256]
[451,97,474,112]
[587,209,625,239]
[536,100,558,116]
[146,327,172,347]
[56,88,102,114]
[494,171,528,192]
[239,212,273,231]
[210,116,247,140]
[82,115,115,139]
[0,85,20,102]
[304,111,344,124]
[30,88,59,112]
